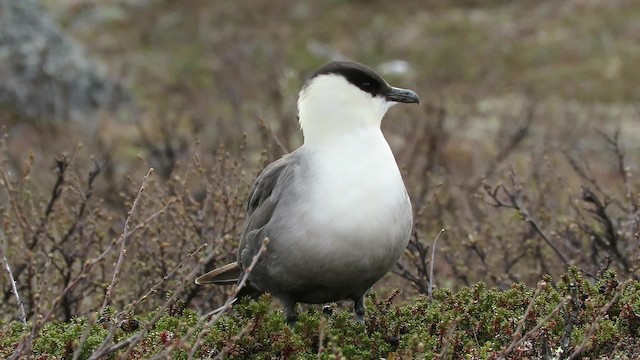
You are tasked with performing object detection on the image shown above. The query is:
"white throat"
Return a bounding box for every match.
[297,74,394,145]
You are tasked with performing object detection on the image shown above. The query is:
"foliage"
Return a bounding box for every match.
[2,270,640,359]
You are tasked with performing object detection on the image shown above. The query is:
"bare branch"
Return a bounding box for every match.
[0,252,26,324]
[187,237,269,359]
[467,101,536,191]
[568,280,629,360]
[258,117,289,155]
[498,281,549,358]
[483,170,569,265]
[435,318,459,360]
[561,283,579,355]
[499,294,571,359]
[429,228,445,299]
[100,168,155,313]
[130,242,208,310]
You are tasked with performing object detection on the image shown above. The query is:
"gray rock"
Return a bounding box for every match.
[0,0,131,123]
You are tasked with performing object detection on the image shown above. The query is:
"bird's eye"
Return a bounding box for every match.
[355,78,378,93]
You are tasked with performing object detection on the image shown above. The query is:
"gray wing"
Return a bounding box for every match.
[238,152,299,271]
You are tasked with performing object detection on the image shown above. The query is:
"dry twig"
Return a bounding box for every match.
[567,280,630,360]
[187,237,269,359]
[0,252,26,324]
[429,229,445,299]
[483,169,569,265]
[101,168,155,313]
[499,295,571,359]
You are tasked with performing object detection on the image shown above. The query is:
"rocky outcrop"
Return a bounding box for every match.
[0,0,131,122]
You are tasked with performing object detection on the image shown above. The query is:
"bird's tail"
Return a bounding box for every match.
[196,261,263,303]
[195,262,242,285]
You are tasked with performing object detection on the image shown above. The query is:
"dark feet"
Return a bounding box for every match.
[282,299,298,325]
[286,313,298,325]
[354,295,365,325]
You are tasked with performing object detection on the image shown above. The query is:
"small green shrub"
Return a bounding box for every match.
[2,270,639,359]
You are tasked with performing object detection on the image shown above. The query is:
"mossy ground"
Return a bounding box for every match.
[2,268,638,359]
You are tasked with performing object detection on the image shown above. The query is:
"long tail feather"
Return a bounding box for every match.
[195,262,241,285]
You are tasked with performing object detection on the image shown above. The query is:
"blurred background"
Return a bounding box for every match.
[1,0,639,321]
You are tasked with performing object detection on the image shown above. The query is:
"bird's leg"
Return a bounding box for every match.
[354,294,366,325]
[281,298,298,325]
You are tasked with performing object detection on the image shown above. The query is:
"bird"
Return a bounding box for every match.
[196,61,419,324]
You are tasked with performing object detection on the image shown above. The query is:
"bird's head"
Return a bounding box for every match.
[297,61,419,144]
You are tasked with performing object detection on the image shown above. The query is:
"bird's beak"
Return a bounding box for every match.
[386,87,419,104]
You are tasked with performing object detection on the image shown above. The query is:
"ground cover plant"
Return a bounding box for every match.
[1,0,640,358]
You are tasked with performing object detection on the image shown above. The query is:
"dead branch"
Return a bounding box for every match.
[499,294,570,359]
[100,168,154,313]
[187,237,269,359]
[483,170,569,265]
[467,101,536,191]
[428,229,445,299]
[499,281,544,357]
[567,280,630,359]
[0,252,26,324]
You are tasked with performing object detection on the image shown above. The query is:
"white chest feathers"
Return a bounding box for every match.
[304,128,411,242]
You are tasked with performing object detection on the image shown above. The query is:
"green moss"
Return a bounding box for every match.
[0,321,28,358]
[3,270,640,358]
[32,317,109,359]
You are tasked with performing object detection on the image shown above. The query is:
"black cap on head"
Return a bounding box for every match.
[307,61,419,104]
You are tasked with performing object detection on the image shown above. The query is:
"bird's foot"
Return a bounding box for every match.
[354,295,366,325]
[286,313,298,325]
[282,298,298,325]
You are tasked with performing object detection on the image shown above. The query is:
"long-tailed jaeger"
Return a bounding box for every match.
[196,61,419,324]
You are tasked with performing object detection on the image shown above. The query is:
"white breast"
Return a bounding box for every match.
[300,127,412,268]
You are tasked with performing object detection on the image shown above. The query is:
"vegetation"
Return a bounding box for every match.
[2,268,639,359]
[1,0,639,358]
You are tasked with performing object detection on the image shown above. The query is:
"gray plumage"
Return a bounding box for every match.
[196,61,419,324]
